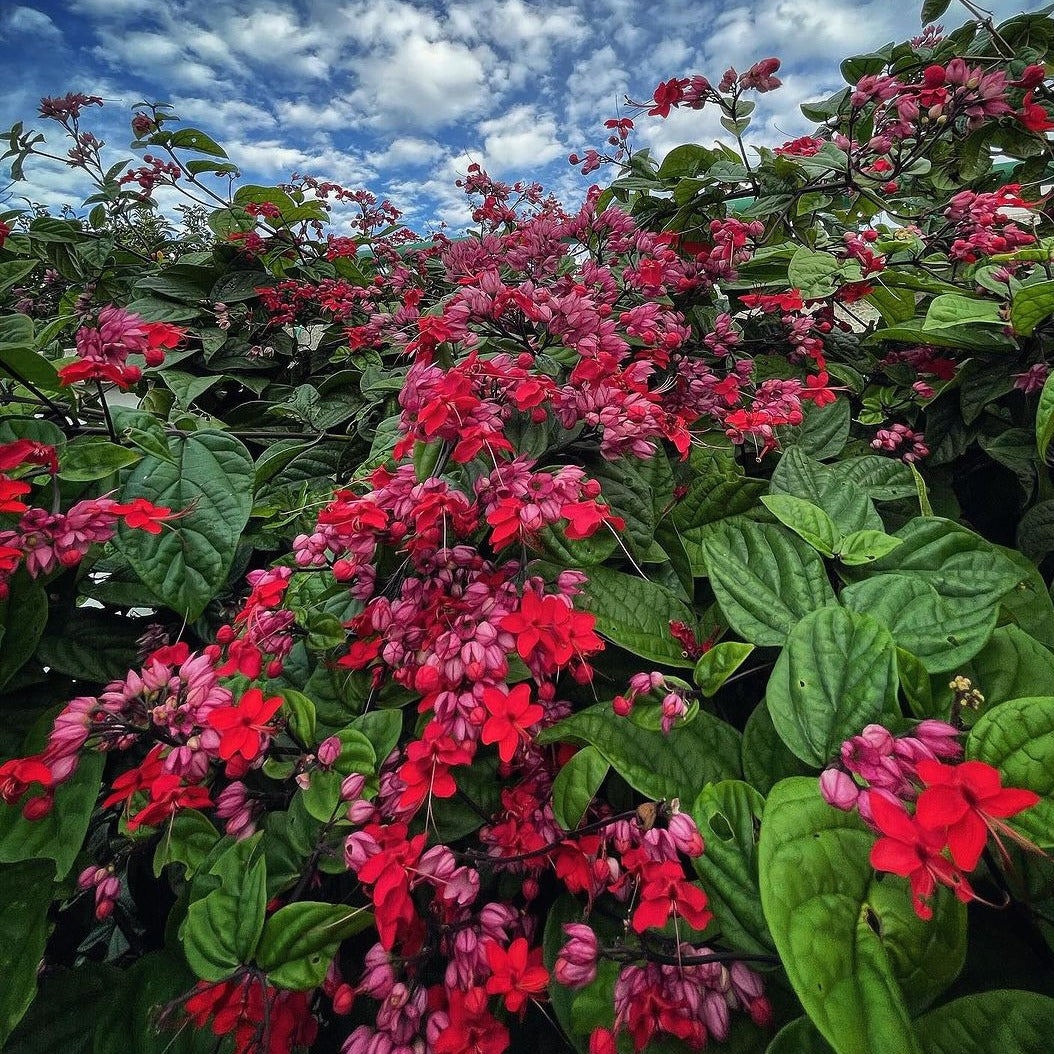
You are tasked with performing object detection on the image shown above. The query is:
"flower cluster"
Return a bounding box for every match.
[821,722,1040,918]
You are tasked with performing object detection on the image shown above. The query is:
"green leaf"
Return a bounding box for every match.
[57,437,142,481]
[256,902,374,989]
[836,530,903,565]
[771,447,883,534]
[162,369,222,409]
[300,728,376,822]
[766,607,899,767]
[152,810,220,878]
[1010,279,1054,335]
[280,690,317,747]
[169,128,228,157]
[552,745,609,831]
[766,1018,834,1054]
[4,966,117,1054]
[35,608,140,684]
[0,261,37,294]
[114,430,254,619]
[921,0,952,22]
[0,574,47,692]
[788,397,851,460]
[860,518,1025,614]
[183,834,267,980]
[701,518,836,647]
[840,575,995,673]
[923,294,1004,330]
[0,346,60,390]
[690,781,773,955]
[759,778,924,1054]
[826,456,916,501]
[0,859,54,1047]
[694,641,755,696]
[537,701,741,803]
[787,246,840,298]
[0,732,103,879]
[743,703,816,793]
[590,451,674,561]
[351,711,403,764]
[967,696,1054,848]
[964,625,1054,709]
[551,562,695,667]
[1037,370,1054,462]
[0,314,34,349]
[914,990,1054,1054]
[761,494,840,555]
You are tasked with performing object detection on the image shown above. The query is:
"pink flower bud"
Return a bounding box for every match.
[341,772,367,800]
[667,812,705,856]
[820,768,860,811]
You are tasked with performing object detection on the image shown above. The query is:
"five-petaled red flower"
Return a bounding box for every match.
[914,759,1040,871]
[481,684,544,763]
[631,860,713,933]
[868,790,975,920]
[113,497,174,534]
[499,592,602,673]
[484,937,550,1013]
[207,688,284,764]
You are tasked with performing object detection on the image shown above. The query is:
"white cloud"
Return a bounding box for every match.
[351,35,493,126]
[476,104,565,172]
[2,6,63,39]
[368,136,445,168]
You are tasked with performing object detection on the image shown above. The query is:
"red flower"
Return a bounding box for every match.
[649,78,690,118]
[207,688,284,764]
[126,773,212,831]
[112,497,174,534]
[562,501,625,540]
[0,755,53,804]
[102,744,165,808]
[434,988,509,1054]
[398,721,475,809]
[0,544,21,575]
[0,220,11,249]
[499,591,602,674]
[739,289,804,312]
[481,683,544,763]
[141,321,184,366]
[0,439,57,473]
[1019,90,1054,132]
[58,359,141,389]
[631,860,713,933]
[914,759,1040,871]
[0,477,31,513]
[484,937,550,1013]
[868,790,974,920]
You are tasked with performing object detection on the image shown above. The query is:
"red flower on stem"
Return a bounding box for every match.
[631,860,713,933]
[868,790,974,920]
[207,688,284,764]
[480,683,544,763]
[112,497,175,534]
[914,759,1040,870]
[126,773,212,831]
[484,937,550,1013]
[499,592,602,673]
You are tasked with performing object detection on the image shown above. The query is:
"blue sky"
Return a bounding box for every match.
[0,0,1045,231]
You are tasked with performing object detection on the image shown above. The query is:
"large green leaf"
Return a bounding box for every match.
[967,696,1054,849]
[537,701,741,803]
[4,966,117,1054]
[182,834,267,980]
[590,451,673,561]
[701,518,836,647]
[35,608,141,684]
[859,517,1024,613]
[552,745,609,831]
[840,575,996,673]
[0,859,54,1047]
[0,718,104,879]
[766,607,899,767]
[690,781,773,955]
[544,562,694,667]
[114,430,253,619]
[0,573,48,692]
[760,778,956,1054]
[770,448,883,533]
[1038,370,1054,462]
[1011,279,1054,336]
[962,625,1054,708]
[742,703,816,794]
[256,902,374,989]
[913,990,1054,1054]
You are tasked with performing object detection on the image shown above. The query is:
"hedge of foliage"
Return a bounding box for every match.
[1,3,1054,1053]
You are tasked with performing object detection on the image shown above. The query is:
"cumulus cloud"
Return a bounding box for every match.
[476,104,565,172]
